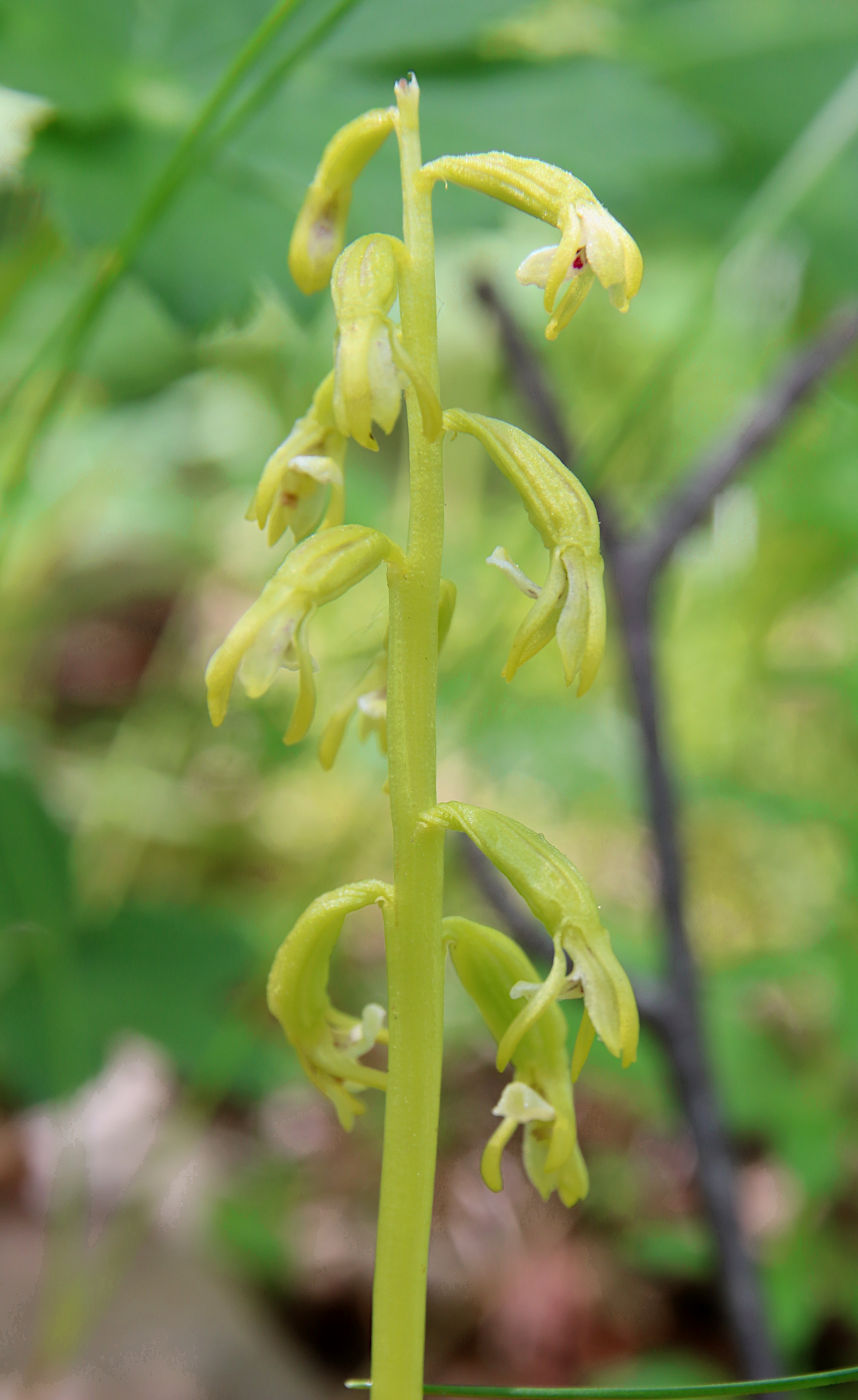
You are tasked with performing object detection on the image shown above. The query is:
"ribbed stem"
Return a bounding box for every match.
[370,76,445,1400]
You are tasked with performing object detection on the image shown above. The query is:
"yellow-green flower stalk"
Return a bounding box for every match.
[205,73,642,1400]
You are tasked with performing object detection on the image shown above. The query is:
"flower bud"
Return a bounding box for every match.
[268,881,393,1129]
[289,107,396,295]
[425,802,639,1072]
[205,525,398,743]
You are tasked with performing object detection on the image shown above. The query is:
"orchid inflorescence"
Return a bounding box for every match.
[205,73,642,1400]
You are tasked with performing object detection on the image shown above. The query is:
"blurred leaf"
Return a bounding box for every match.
[623,1221,714,1278]
[0,763,72,933]
[0,0,135,118]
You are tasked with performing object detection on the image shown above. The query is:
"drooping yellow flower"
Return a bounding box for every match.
[205,525,398,743]
[444,915,589,1207]
[268,881,393,1129]
[247,373,345,546]
[421,151,642,338]
[444,411,604,694]
[331,234,441,450]
[425,802,639,1078]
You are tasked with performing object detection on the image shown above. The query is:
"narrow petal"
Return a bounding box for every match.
[487,545,541,598]
[577,552,606,696]
[283,617,317,745]
[501,550,567,681]
[496,936,568,1070]
[554,549,588,688]
[480,1114,520,1194]
[543,219,581,313]
[546,267,594,340]
[570,1007,597,1082]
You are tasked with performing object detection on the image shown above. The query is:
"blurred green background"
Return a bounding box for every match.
[1,0,857,1396]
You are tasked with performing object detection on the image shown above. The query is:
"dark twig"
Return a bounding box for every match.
[468,278,854,1384]
[634,303,858,581]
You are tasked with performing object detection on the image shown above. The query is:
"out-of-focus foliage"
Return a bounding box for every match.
[1,0,857,1393]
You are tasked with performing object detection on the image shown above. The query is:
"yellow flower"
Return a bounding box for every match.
[205,525,398,744]
[268,881,393,1130]
[444,411,604,694]
[444,915,589,1207]
[332,235,402,450]
[488,543,605,694]
[247,373,345,546]
[331,234,441,450]
[421,151,641,338]
[517,193,642,339]
[425,802,639,1078]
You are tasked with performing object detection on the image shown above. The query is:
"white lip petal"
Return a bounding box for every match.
[491,1081,556,1124]
[357,689,387,721]
[239,614,299,697]
[290,453,342,486]
[516,246,557,289]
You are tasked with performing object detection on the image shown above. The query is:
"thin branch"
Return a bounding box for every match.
[635,303,858,580]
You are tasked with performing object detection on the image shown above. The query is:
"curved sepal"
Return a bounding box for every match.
[268,880,393,1129]
[425,802,639,1070]
[289,107,396,295]
[205,525,400,743]
[444,915,588,1207]
[444,410,598,551]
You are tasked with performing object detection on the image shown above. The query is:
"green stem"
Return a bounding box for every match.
[371,77,445,1400]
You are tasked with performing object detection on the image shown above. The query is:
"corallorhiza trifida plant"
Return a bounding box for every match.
[206,75,643,1400]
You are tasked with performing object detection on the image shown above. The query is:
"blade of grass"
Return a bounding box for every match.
[0,0,364,537]
[345,1363,858,1398]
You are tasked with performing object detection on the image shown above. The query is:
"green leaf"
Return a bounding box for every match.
[0,764,72,934]
[0,0,134,119]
